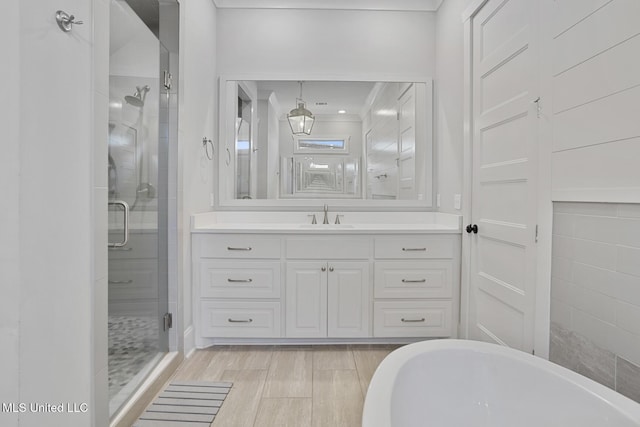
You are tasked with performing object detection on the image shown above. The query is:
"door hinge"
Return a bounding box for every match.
[163,312,173,331]
[163,70,173,91]
[532,349,535,356]
[535,224,539,243]
[396,112,400,120]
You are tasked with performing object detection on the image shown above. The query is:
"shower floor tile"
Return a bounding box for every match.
[108,315,160,400]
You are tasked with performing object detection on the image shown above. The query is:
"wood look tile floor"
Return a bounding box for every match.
[162,345,399,427]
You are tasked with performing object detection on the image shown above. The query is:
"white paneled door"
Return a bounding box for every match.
[468,0,539,352]
[398,84,416,200]
[327,261,370,338]
[286,262,328,338]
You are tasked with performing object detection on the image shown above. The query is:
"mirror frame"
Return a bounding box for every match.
[217,73,435,210]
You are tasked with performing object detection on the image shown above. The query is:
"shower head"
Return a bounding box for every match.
[124,85,150,107]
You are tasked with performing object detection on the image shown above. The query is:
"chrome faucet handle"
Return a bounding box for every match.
[307,214,317,224]
[335,214,343,224]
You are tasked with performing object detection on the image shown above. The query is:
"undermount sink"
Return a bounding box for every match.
[299,224,355,228]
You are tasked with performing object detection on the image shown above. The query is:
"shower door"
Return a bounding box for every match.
[107,0,173,417]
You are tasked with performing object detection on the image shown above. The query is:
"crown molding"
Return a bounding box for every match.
[212,0,444,12]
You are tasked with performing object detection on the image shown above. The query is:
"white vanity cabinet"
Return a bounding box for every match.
[373,236,457,338]
[285,236,371,338]
[194,234,283,340]
[192,228,460,347]
[286,260,369,338]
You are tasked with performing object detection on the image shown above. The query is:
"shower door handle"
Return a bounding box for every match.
[108,200,130,248]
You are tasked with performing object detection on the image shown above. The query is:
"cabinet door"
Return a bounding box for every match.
[286,261,327,338]
[327,261,370,338]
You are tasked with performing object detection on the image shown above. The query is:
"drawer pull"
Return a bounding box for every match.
[402,279,426,283]
[227,278,253,283]
[228,318,253,323]
[402,248,427,252]
[401,318,426,323]
[109,247,133,252]
[108,279,133,284]
[227,246,252,251]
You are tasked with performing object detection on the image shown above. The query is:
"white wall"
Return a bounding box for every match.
[179,0,217,354]
[0,0,102,426]
[549,0,640,202]
[0,0,21,425]
[0,0,110,424]
[216,8,436,78]
[434,0,473,213]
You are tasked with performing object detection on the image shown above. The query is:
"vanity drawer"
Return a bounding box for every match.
[197,235,281,259]
[108,259,158,300]
[286,237,370,259]
[374,261,453,299]
[108,232,158,259]
[373,301,452,337]
[374,237,454,259]
[199,261,281,299]
[200,301,281,338]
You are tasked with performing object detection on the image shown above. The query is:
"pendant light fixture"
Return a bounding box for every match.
[287,81,315,135]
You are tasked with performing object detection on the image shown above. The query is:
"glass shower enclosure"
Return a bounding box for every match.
[107,0,176,417]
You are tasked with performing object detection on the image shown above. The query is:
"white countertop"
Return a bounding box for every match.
[190,211,462,234]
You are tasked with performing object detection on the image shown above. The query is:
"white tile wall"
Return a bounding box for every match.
[551,202,640,401]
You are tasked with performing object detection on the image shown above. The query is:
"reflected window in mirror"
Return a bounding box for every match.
[294,136,349,154]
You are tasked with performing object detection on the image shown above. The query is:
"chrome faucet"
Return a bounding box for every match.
[323,204,329,224]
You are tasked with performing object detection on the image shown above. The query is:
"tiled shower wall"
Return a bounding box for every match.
[550,202,640,403]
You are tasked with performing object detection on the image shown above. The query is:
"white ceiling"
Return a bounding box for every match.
[257,81,377,117]
[213,0,443,12]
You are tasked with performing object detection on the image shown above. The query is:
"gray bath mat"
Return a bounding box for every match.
[134,381,232,426]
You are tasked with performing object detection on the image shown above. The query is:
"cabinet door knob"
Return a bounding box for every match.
[329,267,334,272]
[321,266,326,272]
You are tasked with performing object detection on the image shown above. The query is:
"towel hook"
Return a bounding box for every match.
[203,137,214,160]
[56,10,83,33]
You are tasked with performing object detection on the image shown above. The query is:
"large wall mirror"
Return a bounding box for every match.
[218,77,433,209]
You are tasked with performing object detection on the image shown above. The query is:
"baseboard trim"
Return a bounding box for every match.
[197,337,425,348]
[109,351,183,427]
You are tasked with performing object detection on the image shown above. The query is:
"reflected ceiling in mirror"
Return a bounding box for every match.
[218,78,433,209]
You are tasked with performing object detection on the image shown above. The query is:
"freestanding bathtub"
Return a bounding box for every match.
[363,339,640,427]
